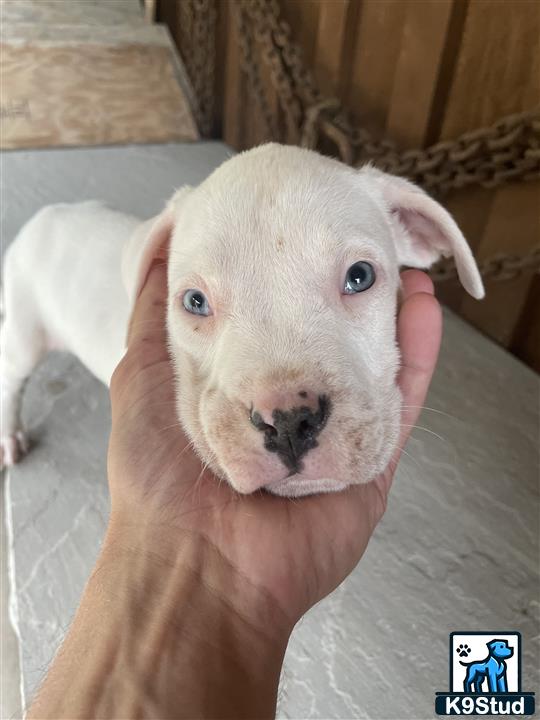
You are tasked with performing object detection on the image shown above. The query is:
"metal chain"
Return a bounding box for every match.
[176,0,216,136]
[233,2,279,139]
[249,0,321,106]
[370,113,540,195]
[239,0,303,140]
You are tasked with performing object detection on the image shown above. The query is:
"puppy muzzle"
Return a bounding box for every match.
[250,394,331,473]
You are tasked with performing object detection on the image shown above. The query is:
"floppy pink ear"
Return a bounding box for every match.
[365,167,484,299]
[121,187,191,306]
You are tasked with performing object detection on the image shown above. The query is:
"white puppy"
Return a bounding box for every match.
[0,144,483,496]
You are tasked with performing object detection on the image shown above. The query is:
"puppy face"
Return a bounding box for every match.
[132,144,483,496]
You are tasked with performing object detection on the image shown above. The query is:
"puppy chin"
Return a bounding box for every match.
[265,475,350,497]
[263,456,384,497]
[218,454,287,494]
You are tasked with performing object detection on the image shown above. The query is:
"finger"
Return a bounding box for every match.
[110,260,172,417]
[397,290,442,447]
[400,269,434,302]
[376,289,442,497]
[126,260,168,352]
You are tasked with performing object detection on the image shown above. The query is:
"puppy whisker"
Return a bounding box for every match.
[394,446,423,473]
[401,423,451,447]
[401,404,459,421]
[153,420,189,434]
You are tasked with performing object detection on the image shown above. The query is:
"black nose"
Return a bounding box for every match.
[250,395,331,472]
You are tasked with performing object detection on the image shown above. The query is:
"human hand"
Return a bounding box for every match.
[107,261,442,633]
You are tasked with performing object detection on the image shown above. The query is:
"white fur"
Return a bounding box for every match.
[0,144,483,496]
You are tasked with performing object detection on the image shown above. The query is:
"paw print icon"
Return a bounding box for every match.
[456,643,471,658]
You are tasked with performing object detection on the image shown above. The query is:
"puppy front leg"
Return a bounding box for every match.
[1,377,29,466]
[1,287,45,468]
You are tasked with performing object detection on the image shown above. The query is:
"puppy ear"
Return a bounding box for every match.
[121,186,191,305]
[365,167,484,299]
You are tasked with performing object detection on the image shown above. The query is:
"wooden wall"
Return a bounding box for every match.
[160,0,540,371]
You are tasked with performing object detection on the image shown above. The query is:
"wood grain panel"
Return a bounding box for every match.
[440,0,540,139]
[221,0,246,149]
[423,0,469,146]
[385,0,455,148]
[344,0,408,136]
[313,0,350,96]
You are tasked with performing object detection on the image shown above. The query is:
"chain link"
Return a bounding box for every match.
[176,0,216,136]
[233,2,278,139]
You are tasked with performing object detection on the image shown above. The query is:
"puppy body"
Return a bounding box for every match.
[1,144,483,495]
[2,201,135,385]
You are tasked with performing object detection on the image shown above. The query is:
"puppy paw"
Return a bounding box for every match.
[0,431,29,468]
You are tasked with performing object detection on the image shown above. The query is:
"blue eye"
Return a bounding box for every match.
[343,261,376,294]
[182,289,211,316]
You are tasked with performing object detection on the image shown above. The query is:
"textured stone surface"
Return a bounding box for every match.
[1,478,22,720]
[3,144,539,718]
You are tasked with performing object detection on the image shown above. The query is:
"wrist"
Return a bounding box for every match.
[97,515,291,717]
[104,513,294,637]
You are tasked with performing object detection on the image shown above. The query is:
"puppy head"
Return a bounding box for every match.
[126,144,483,497]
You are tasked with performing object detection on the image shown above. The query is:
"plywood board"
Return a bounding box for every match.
[0,24,199,149]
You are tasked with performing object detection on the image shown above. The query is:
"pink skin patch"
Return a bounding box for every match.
[0,431,28,468]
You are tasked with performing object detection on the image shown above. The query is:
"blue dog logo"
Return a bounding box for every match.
[435,632,536,715]
[459,639,513,693]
